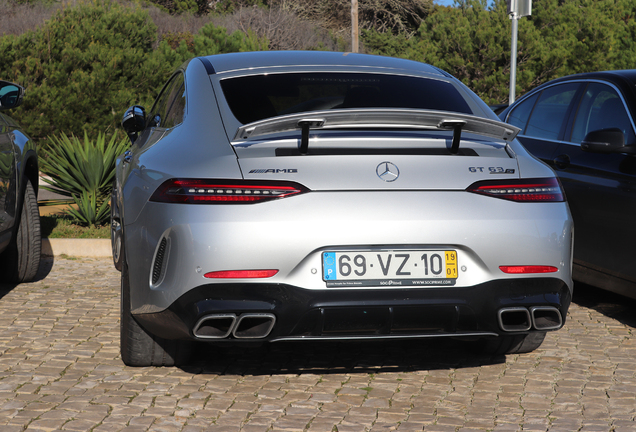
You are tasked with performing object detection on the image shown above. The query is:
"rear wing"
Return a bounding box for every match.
[232,108,521,154]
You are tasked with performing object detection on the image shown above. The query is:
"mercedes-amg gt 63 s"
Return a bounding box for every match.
[113,51,573,367]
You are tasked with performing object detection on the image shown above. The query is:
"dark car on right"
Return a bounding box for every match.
[499,70,636,299]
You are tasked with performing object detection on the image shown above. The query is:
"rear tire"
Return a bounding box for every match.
[478,332,546,356]
[120,244,191,367]
[0,180,41,283]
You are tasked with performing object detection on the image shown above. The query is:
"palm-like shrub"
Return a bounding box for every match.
[40,131,129,227]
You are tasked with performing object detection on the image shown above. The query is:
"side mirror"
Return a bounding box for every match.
[122,105,146,144]
[0,81,25,111]
[581,128,636,154]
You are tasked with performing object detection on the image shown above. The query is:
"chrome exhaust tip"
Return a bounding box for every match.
[233,313,276,339]
[193,314,236,339]
[530,306,563,330]
[498,307,532,332]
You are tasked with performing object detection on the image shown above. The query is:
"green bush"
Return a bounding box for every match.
[363,0,636,105]
[39,131,129,227]
[0,1,161,148]
[0,0,267,149]
[192,22,267,54]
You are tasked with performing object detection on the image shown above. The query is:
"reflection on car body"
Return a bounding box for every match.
[499,70,636,299]
[112,51,573,367]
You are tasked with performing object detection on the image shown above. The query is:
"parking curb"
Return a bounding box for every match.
[42,238,112,258]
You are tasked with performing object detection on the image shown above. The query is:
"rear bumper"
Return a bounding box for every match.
[133,277,571,342]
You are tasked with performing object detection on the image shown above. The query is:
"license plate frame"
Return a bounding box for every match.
[322,250,458,288]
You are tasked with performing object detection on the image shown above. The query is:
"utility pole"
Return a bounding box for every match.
[507,0,532,105]
[351,0,359,53]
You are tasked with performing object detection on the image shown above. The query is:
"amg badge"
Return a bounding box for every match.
[249,168,298,174]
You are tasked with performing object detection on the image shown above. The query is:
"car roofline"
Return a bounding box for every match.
[198,51,443,77]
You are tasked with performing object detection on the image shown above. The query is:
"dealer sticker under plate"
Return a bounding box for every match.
[322,250,458,288]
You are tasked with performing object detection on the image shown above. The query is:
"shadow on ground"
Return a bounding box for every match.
[572,281,636,329]
[0,256,55,299]
[180,336,507,376]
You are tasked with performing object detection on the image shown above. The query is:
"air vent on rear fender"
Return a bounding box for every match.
[152,238,168,285]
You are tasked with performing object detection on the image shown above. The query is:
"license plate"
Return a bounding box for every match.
[322,250,458,287]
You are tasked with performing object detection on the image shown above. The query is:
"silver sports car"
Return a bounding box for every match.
[113,51,573,367]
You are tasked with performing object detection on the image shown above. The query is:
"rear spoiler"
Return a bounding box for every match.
[233,108,521,154]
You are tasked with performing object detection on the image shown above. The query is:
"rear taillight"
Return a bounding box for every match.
[467,178,564,202]
[150,179,308,204]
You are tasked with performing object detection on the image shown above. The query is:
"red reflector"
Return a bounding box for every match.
[467,178,564,202]
[150,179,308,204]
[204,270,279,279]
[499,266,558,274]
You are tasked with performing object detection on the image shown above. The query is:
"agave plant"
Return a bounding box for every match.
[40,131,129,227]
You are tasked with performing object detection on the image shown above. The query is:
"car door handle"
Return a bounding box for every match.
[123,150,132,165]
[553,154,570,170]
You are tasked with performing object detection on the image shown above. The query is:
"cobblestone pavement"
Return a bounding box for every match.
[1,257,635,432]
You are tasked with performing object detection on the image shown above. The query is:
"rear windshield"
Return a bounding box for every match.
[221,72,472,124]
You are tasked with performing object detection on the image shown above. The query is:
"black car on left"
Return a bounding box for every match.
[0,80,40,282]
[498,70,636,300]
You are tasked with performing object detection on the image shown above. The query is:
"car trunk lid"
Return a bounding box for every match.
[231,109,521,190]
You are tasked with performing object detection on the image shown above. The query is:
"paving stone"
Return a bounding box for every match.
[2,258,636,431]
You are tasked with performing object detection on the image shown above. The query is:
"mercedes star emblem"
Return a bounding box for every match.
[376,162,399,182]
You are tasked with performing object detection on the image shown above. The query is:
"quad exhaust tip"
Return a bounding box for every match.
[233,313,276,339]
[530,306,563,330]
[498,306,562,332]
[498,307,532,332]
[193,314,237,339]
[193,313,276,339]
